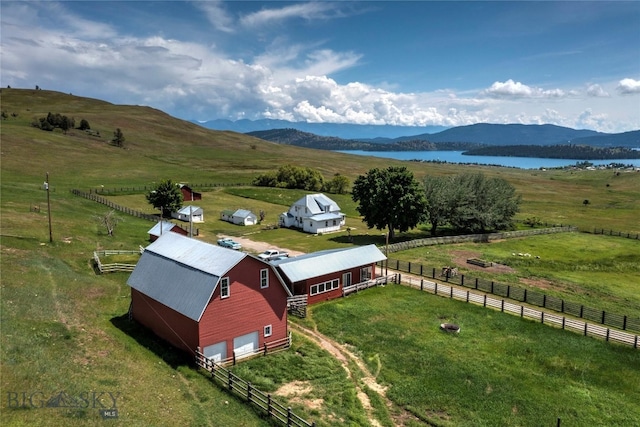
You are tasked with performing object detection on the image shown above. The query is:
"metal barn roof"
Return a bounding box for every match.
[127,233,246,321]
[147,221,176,236]
[274,244,386,283]
[233,209,255,218]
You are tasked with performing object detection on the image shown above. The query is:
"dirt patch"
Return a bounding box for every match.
[449,250,516,274]
[216,234,305,257]
[274,381,324,411]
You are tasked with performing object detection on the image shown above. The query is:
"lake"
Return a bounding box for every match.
[336,150,640,169]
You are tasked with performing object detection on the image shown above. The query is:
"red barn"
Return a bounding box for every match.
[273,245,386,305]
[179,184,201,201]
[127,232,291,363]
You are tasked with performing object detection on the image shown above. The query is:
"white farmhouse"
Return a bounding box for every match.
[220,209,258,226]
[279,193,345,234]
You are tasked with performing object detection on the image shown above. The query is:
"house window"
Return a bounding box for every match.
[325,221,328,227]
[361,266,372,281]
[310,279,340,296]
[220,277,230,299]
[260,268,269,289]
[264,325,272,337]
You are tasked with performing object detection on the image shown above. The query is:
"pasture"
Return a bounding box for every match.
[2,89,639,426]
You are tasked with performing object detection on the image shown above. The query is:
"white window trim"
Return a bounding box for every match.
[260,268,269,289]
[310,278,340,296]
[220,277,230,299]
[264,324,272,337]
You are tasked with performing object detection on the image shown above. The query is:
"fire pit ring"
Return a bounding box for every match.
[440,323,460,333]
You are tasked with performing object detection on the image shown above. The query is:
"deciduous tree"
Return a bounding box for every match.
[352,166,426,239]
[146,179,183,217]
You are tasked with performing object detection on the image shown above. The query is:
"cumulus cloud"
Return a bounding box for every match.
[617,78,640,95]
[586,84,609,97]
[1,2,638,133]
[481,79,566,99]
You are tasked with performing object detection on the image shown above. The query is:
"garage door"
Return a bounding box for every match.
[203,341,227,363]
[233,331,259,359]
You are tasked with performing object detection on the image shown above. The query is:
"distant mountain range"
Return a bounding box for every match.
[196,119,640,149]
[194,118,447,139]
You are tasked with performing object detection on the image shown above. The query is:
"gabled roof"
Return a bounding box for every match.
[233,209,256,218]
[127,233,245,321]
[295,193,340,215]
[273,245,386,283]
[176,205,202,215]
[147,221,176,237]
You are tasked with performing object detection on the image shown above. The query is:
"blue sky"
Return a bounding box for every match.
[2,1,639,132]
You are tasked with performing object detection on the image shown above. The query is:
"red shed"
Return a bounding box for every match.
[180,184,201,201]
[147,221,189,242]
[127,233,291,363]
[273,245,386,305]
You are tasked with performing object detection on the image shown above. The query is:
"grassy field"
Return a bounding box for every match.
[307,286,640,426]
[2,89,639,426]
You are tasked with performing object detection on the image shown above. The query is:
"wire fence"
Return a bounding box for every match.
[380,259,640,334]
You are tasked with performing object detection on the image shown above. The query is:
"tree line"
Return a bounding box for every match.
[30,111,126,147]
[252,164,350,194]
[352,166,521,239]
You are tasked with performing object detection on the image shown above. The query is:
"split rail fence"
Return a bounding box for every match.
[195,347,315,427]
[381,259,640,334]
[398,275,639,348]
[93,249,143,274]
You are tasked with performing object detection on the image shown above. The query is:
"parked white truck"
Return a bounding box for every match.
[258,249,289,261]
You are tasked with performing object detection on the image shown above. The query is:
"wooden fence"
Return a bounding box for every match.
[590,228,640,240]
[195,340,315,427]
[89,182,251,195]
[384,226,577,253]
[382,259,640,334]
[71,189,198,236]
[399,275,639,349]
[93,249,143,274]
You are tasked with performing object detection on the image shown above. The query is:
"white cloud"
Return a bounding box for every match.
[617,78,640,95]
[240,2,340,27]
[481,79,566,99]
[195,1,235,33]
[586,84,609,97]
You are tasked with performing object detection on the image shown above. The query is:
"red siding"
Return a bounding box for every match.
[181,187,201,201]
[131,289,199,354]
[198,257,289,359]
[297,262,377,305]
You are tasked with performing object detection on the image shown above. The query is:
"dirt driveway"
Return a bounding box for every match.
[217,234,305,257]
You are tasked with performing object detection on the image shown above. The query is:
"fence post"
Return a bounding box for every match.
[434,282,438,295]
[501,300,504,312]
[562,317,566,329]
[475,278,478,290]
[623,316,627,331]
[602,311,606,325]
[228,370,233,391]
[541,311,544,323]
[466,290,469,303]
[483,295,487,307]
[606,329,610,342]
[287,407,292,426]
[247,383,252,402]
[520,306,524,317]
[268,394,272,418]
[420,279,423,291]
[461,275,464,287]
[543,294,546,308]
[584,323,588,336]
[450,286,453,298]
[580,305,584,318]
[523,289,527,303]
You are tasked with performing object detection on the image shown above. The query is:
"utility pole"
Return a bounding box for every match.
[44,172,52,242]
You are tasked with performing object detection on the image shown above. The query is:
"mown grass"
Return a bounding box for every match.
[309,285,640,427]
[2,89,639,426]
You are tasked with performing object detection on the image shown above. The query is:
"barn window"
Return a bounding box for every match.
[260,269,269,289]
[220,277,230,299]
[264,325,272,337]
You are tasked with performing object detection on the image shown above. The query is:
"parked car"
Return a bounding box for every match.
[217,238,242,250]
[258,249,289,261]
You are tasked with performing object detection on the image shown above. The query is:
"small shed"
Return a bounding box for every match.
[147,221,188,242]
[273,245,386,305]
[127,233,292,362]
[180,184,202,201]
[172,205,204,223]
[221,209,258,226]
